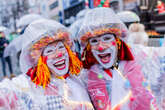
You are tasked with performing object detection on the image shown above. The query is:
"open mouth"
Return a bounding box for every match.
[98,53,111,64]
[53,59,66,70]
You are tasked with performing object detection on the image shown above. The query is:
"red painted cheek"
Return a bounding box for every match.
[111,41,116,46]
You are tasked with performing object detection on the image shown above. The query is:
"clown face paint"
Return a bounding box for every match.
[89,34,117,69]
[43,42,69,76]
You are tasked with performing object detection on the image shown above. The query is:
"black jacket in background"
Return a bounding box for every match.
[0,37,9,57]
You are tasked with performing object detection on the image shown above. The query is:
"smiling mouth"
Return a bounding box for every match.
[98,53,111,63]
[53,59,66,70]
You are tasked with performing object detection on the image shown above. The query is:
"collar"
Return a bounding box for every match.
[90,63,120,80]
[104,69,112,78]
[55,73,70,80]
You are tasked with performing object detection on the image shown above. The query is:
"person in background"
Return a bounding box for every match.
[0,31,15,79]
[118,7,164,110]
[127,22,165,110]
[128,23,149,46]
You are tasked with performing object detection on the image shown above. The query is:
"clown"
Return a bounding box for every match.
[78,8,156,110]
[0,19,94,110]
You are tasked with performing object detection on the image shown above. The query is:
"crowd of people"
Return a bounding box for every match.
[0,7,164,110]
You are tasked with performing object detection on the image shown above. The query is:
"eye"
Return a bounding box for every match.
[89,38,98,45]
[103,36,111,41]
[43,47,54,56]
[46,50,53,53]
[102,35,114,42]
[59,45,64,49]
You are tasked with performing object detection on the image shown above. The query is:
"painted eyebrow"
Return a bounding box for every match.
[45,47,54,51]
[44,46,55,50]
[94,33,116,38]
[46,42,64,51]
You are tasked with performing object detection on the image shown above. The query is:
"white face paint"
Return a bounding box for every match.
[89,34,117,69]
[43,42,69,76]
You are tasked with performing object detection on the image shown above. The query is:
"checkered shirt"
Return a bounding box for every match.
[20,93,64,110]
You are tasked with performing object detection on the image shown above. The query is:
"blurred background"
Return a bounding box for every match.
[0,0,165,33]
[0,0,165,79]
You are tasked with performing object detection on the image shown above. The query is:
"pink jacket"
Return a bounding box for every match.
[86,60,153,110]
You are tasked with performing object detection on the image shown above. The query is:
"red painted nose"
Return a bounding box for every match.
[57,53,63,58]
[98,46,104,51]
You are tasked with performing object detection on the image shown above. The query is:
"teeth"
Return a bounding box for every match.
[100,54,106,57]
[55,60,65,66]
[99,53,110,57]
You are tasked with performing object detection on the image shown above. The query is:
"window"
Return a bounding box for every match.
[49,1,59,10]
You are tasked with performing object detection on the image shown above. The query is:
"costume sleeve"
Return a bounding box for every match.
[77,69,88,87]
[123,60,153,110]
[152,47,165,109]
[0,75,30,110]
[76,70,95,110]
[130,46,165,109]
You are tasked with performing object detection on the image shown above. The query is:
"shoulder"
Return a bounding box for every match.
[11,74,30,88]
[78,69,88,78]
[0,74,31,92]
[75,69,89,86]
